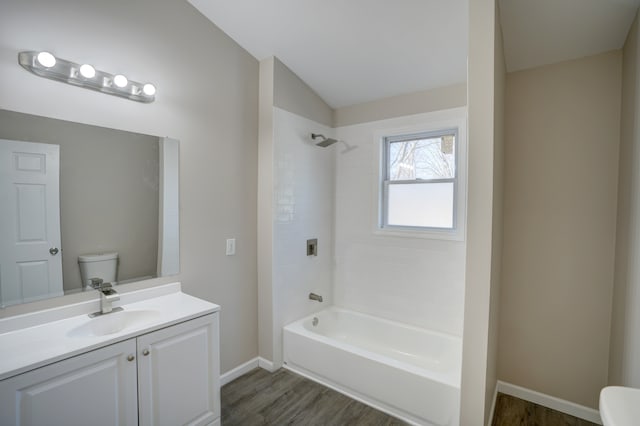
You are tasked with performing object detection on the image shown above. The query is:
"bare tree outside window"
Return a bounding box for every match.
[388,135,455,181]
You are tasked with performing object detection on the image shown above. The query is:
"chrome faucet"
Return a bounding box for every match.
[309,292,323,302]
[89,278,122,317]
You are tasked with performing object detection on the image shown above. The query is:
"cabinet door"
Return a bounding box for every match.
[137,313,220,426]
[0,339,137,426]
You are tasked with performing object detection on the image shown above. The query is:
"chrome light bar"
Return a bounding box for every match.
[18,51,156,103]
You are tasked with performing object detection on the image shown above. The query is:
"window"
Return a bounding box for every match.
[381,129,458,231]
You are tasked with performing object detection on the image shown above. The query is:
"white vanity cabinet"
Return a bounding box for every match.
[137,313,220,426]
[0,339,138,425]
[0,312,220,426]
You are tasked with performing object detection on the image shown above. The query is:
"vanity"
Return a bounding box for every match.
[0,282,220,426]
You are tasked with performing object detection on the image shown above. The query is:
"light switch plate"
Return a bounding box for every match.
[226,238,236,256]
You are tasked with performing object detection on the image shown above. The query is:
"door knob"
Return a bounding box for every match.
[49,247,59,255]
[142,349,150,356]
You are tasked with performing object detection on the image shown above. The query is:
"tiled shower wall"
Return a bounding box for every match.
[333,110,467,336]
[271,107,335,364]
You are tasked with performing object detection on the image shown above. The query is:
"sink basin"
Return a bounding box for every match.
[67,309,161,337]
[600,386,640,426]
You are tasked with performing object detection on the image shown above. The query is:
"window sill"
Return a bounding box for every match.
[373,226,465,242]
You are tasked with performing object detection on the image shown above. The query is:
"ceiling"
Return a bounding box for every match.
[499,0,640,72]
[188,0,640,108]
[188,0,468,108]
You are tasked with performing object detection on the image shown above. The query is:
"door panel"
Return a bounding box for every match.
[16,184,47,241]
[0,139,62,306]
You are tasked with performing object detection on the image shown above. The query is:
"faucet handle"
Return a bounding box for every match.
[309,292,323,302]
[89,278,104,289]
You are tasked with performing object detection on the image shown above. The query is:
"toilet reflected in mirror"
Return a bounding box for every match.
[78,253,119,291]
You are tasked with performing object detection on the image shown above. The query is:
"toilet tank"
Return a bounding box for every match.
[78,252,118,289]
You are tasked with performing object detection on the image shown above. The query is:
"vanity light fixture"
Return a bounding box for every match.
[79,64,96,79]
[113,74,128,88]
[36,51,56,68]
[143,83,156,96]
[18,51,156,103]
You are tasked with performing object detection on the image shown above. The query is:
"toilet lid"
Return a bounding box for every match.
[78,252,118,262]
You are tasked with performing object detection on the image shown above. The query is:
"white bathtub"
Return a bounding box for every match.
[283,307,461,426]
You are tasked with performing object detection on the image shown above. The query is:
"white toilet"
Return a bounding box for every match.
[78,252,118,290]
[600,386,640,426]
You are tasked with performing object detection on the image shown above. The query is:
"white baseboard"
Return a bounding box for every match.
[220,356,280,386]
[220,357,259,386]
[258,357,277,372]
[496,381,602,425]
[487,382,498,426]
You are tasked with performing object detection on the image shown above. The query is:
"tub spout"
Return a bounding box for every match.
[309,292,323,302]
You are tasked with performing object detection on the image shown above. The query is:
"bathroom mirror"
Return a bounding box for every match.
[0,109,179,308]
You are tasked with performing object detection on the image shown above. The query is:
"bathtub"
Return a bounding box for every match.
[283,307,461,426]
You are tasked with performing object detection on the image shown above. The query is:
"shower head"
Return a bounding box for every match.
[311,133,339,147]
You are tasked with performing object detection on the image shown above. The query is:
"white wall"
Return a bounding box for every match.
[0,0,259,374]
[258,58,276,364]
[258,58,335,366]
[486,1,506,421]
[271,108,334,366]
[460,0,498,423]
[334,109,467,336]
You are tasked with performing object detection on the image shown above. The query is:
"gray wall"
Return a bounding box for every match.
[0,110,159,292]
[610,10,640,387]
[499,50,621,408]
[273,57,333,127]
[0,0,259,373]
[333,83,467,127]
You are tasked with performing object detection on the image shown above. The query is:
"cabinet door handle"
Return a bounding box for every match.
[127,355,135,362]
[142,349,150,356]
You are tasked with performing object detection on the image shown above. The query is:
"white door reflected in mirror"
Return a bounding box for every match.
[0,140,63,307]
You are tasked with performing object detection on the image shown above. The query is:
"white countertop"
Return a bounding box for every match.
[0,282,219,381]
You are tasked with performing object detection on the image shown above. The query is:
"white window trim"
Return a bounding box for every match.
[371,107,467,241]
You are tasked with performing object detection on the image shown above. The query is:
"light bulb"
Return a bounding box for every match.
[142,83,156,96]
[113,74,128,88]
[36,51,56,68]
[79,64,95,79]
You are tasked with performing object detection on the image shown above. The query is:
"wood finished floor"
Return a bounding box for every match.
[491,393,599,426]
[221,368,407,425]
[222,369,599,426]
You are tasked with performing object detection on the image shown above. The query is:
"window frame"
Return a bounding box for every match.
[381,128,459,232]
[372,108,467,241]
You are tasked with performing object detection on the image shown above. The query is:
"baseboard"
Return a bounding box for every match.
[258,357,277,372]
[496,381,602,425]
[220,357,259,386]
[487,382,498,426]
